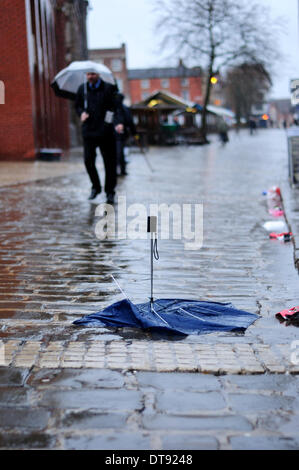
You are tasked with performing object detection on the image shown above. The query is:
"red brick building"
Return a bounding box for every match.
[0,0,88,161]
[128,60,203,105]
[89,44,130,101]
[88,48,203,107]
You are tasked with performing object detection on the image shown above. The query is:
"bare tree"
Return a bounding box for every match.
[153,0,282,142]
[225,63,272,126]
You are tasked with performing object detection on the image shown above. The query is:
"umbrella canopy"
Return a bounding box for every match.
[51,60,116,100]
[73,298,259,336]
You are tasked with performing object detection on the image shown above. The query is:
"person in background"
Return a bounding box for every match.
[114,93,137,176]
[75,71,124,203]
[249,116,257,135]
[218,117,229,144]
[173,115,181,128]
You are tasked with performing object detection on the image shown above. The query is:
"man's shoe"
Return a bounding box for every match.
[106,193,115,204]
[88,188,101,200]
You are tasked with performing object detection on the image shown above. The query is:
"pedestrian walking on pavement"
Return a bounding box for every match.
[249,116,257,135]
[75,72,124,203]
[114,93,137,176]
[218,117,229,145]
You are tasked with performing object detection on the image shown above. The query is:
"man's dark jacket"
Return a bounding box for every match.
[122,104,137,139]
[75,81,124,139]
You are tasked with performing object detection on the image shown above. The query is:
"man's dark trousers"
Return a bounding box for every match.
[83,133,117,196]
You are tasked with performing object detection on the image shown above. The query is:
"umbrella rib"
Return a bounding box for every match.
[186,304,230,316]
[151,305,171,327]
[134,303,171,327]
[154,300,234,317]
[198,305,250,316]
[179,307,208,322]
[110,274,131,301]
[153,299,179,313]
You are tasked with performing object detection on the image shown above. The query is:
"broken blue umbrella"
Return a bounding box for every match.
[73,217,259,336]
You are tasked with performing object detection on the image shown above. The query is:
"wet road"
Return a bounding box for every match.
[0,128,299,449]
[0,128,298,345]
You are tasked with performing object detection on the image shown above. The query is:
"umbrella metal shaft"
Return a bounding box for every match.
[150,236,154,306]
[148,216,157,309]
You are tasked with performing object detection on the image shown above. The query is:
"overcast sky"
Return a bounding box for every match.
[87,0,299,99]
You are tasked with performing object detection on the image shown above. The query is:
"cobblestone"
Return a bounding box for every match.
[38,388,142,411]
[27,368,125,389]
[0,369,296,450]
[63,432,152,451]
[161,435,219,450]
[142,414,253,432]
[0,408,50,430]
[0,367,28,386]
[58,410,129,430]
[0,387,31,406]
[156,390,227,414]
[229,435,299,451]
[1,339,298,373]
[0,432,57,450]
[228,393,296,413]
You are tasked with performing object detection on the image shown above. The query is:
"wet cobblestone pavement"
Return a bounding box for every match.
[0,129,299,449]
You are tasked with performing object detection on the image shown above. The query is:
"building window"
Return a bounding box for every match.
[254,103,263,111]
[141,79,150,89]
[181,78,189,87]
[111,59,122,72]
[142,91,150,100]
[161,78,169,88]
[182,90,190,101]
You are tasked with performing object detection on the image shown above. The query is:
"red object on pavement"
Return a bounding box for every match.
[276,306,299,323]
[269,209,284,217]
[266,186,284,217]
[269,232,292,242]
[274,187,281,197]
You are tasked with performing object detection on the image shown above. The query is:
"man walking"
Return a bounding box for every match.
[75,71,124,203]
